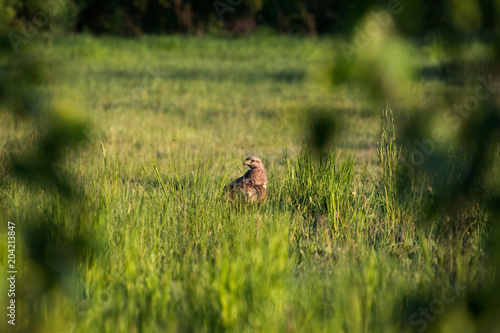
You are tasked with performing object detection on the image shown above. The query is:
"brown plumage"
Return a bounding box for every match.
[225,156,267,203]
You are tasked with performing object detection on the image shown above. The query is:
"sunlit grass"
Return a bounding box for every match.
[0,35,495,332]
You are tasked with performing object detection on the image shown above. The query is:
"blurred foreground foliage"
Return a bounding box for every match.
[323,2,500,332]
[0,43,93,332]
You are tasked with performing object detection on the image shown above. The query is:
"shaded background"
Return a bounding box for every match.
[1,0,498,36]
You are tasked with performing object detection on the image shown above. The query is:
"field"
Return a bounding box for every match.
[0,35,496,332]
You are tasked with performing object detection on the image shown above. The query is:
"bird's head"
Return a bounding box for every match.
[243,156,263,169]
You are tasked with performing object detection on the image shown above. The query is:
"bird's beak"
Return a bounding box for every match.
[243,160,250,166]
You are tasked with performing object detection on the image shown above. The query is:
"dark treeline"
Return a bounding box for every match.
[1,0,498,36]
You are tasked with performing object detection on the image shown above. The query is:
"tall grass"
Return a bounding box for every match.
[1,117,492,333]
[0,36,494,333]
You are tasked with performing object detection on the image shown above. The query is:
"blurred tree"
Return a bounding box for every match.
[0,0,497,36]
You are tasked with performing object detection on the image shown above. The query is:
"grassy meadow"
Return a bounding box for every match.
[0,35,496,332]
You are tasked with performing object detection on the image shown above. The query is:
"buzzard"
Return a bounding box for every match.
[225,156,267,203]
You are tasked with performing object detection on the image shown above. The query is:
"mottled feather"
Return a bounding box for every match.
[225,156,267,203]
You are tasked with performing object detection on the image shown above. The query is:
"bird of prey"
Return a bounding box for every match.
[225,156,267,203]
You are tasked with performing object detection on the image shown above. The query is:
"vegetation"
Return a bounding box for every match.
[2,0,498,36]
[0,34,498,332]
